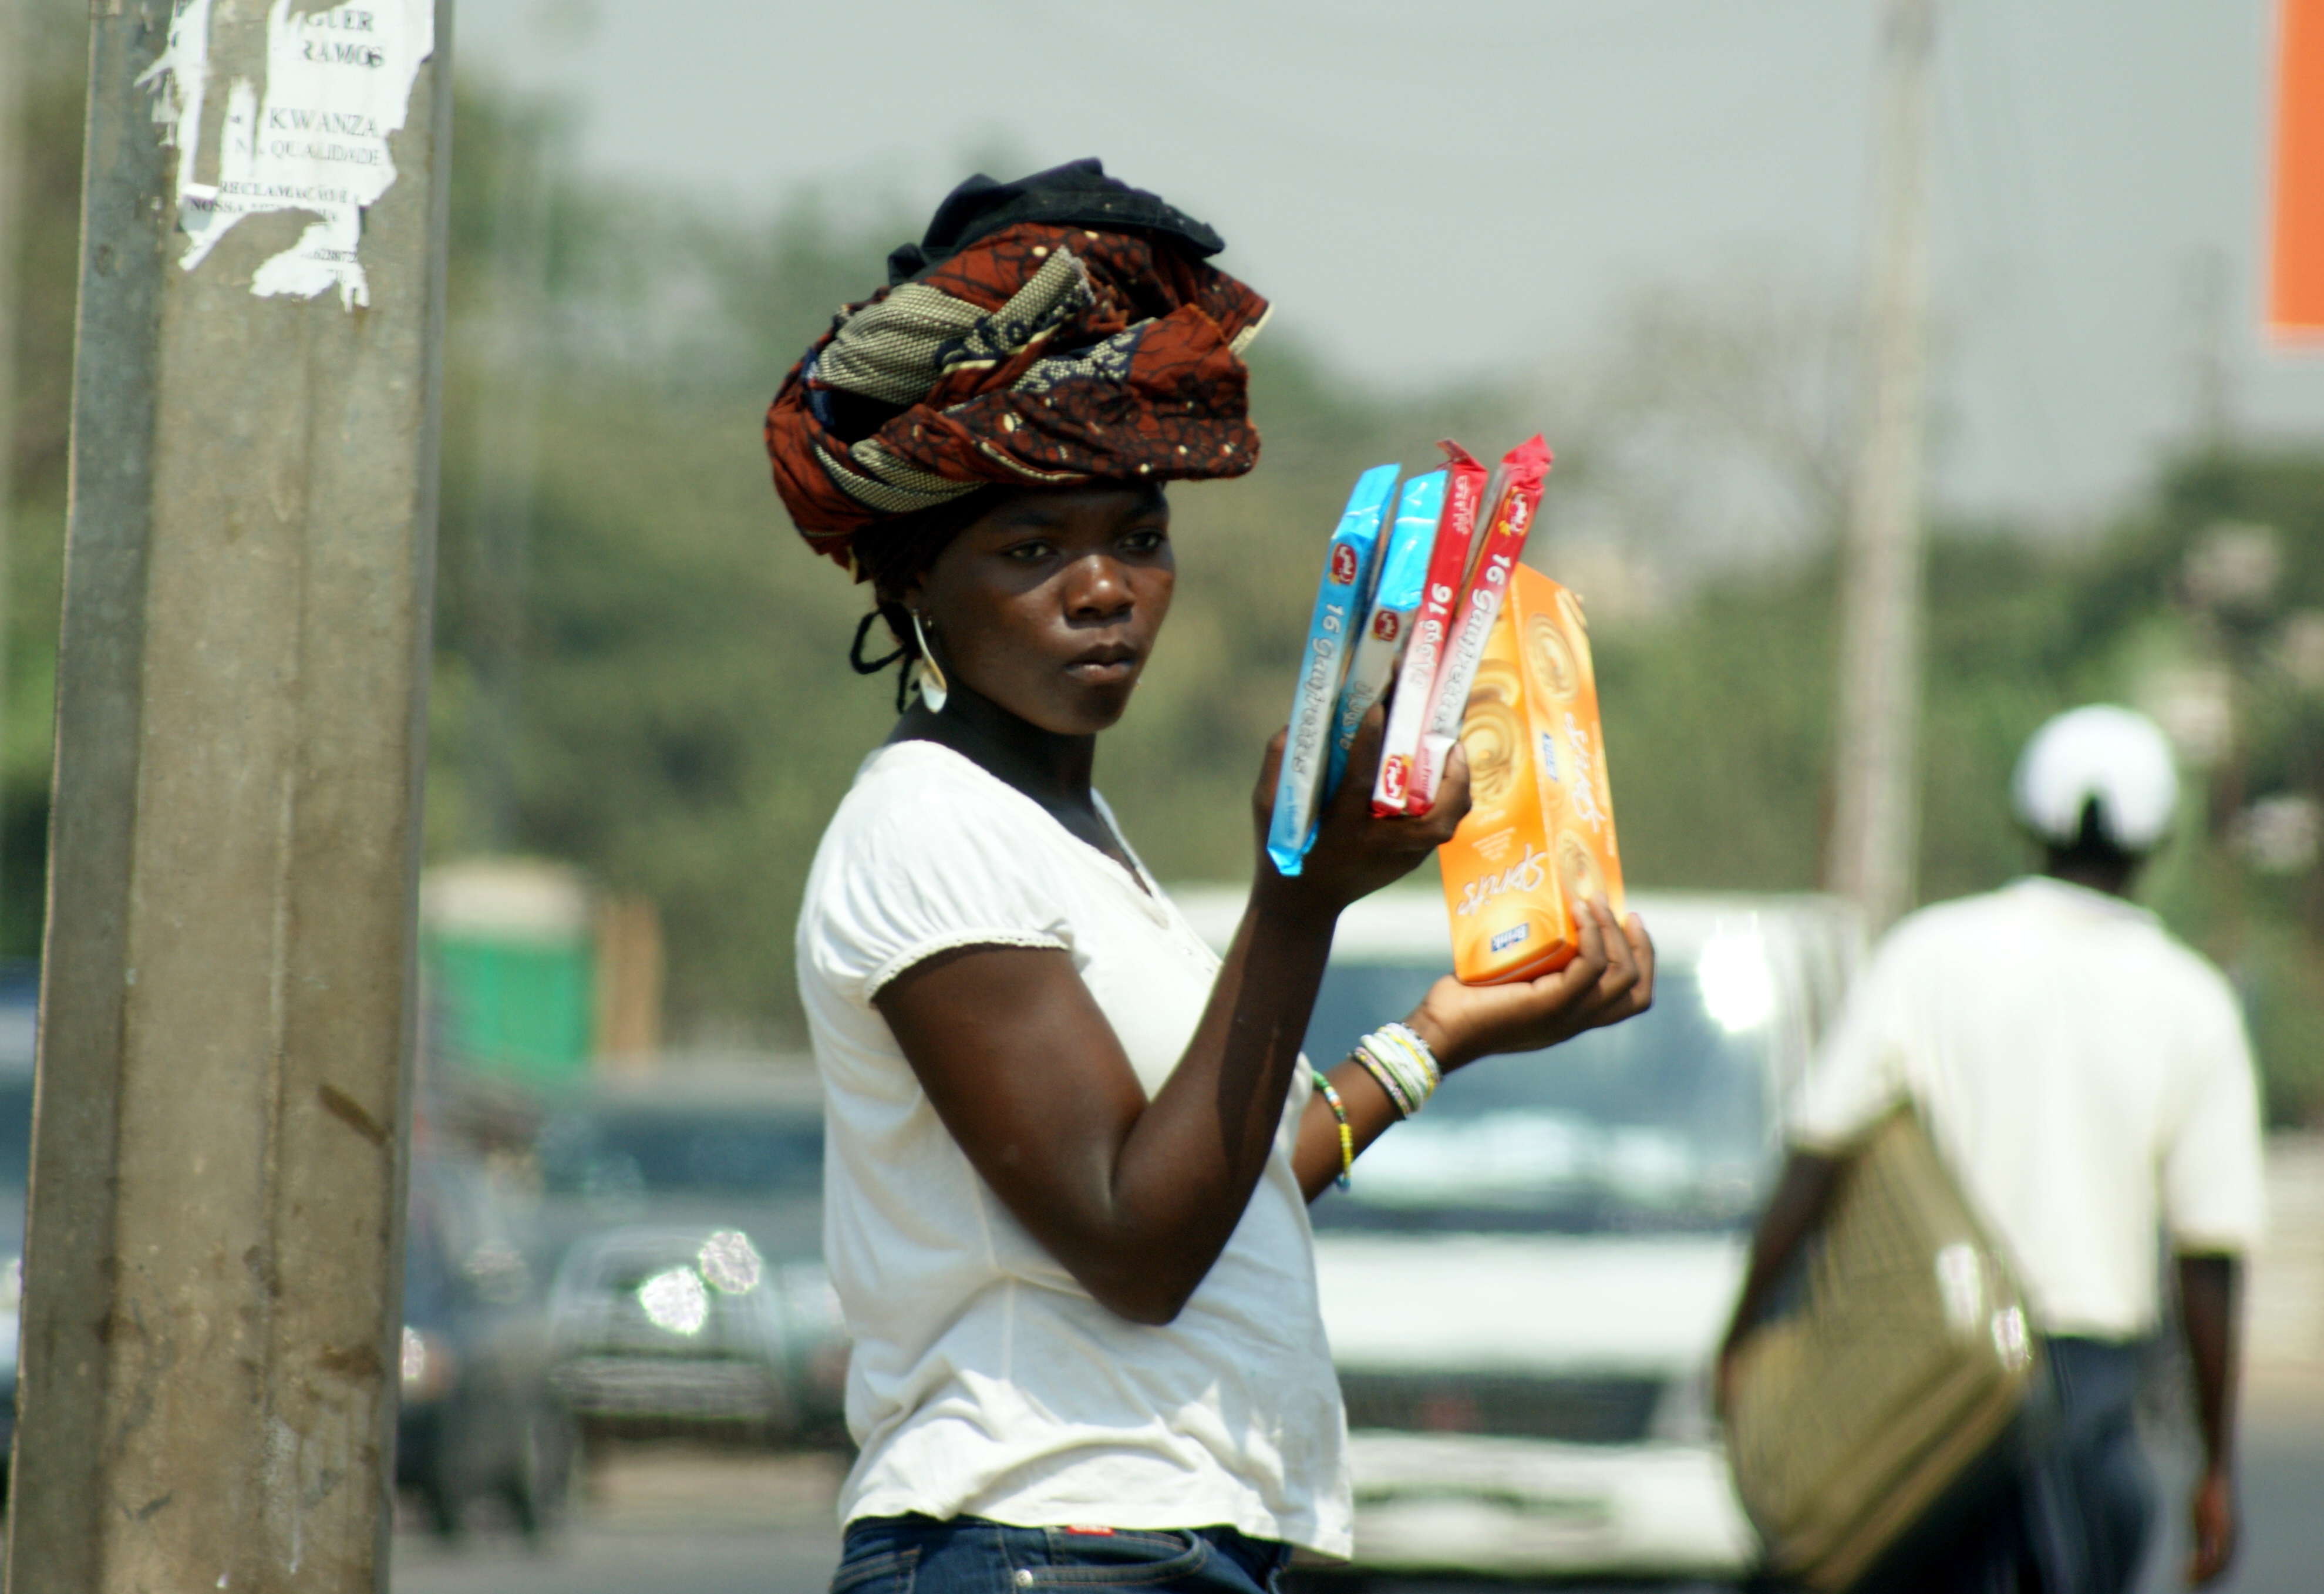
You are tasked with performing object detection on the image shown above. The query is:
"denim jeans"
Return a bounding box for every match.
[831,1515,1291,1594]
[1895,1337,2152,1594]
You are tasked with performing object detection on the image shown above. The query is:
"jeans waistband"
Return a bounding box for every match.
[846,1515,1290,1576]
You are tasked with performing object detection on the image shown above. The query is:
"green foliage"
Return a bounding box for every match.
[1,43,93,951]
[1591,563,1835,894]
[1591,473,2324,1125]
[2128,449,2324,1124]
[435,374,898,1024]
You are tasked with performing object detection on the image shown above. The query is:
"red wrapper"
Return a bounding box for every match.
[1372,441,1491,816]
[1410,436,1553,812]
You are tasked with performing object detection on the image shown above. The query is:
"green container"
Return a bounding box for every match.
[427,931,593,1082]
[420,859,599,1083]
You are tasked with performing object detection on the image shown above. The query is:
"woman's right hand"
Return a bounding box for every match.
[1404,897,1655,1070]
[1251,704,1473,921]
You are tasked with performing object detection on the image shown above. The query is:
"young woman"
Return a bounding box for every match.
[766,161,1655,1594]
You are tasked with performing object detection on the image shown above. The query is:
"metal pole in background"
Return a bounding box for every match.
[9,2,452,1589]
[1825,0,1936,934]
[2184,248,2236,450]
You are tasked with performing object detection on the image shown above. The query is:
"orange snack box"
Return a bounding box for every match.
[1438,564,1625,985]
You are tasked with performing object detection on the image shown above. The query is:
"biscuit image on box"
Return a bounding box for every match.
[1438,565,1625,986]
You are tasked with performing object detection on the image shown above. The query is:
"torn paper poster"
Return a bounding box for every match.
[137,0,435,308]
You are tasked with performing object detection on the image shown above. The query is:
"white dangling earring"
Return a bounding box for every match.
[910,611,949,713]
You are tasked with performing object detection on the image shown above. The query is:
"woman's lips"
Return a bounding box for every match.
[1066,645,1139,684]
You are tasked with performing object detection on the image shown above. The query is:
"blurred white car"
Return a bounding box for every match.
[545,1222,843,1437]
[530,1075,850,1443]
[1173,886,1861,1583]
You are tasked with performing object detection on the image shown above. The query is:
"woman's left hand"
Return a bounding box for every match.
[1404,897,1654,1071]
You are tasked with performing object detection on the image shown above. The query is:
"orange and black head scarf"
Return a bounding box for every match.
[764,160,1271,572]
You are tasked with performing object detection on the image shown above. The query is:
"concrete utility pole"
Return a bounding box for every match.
[1826,0,1936,934]
[11,3,452,1590]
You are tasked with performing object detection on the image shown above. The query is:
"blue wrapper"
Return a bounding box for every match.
[1267,463,1400,876]
[1326,469,1445,795]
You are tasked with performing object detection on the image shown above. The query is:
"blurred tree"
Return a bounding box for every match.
[4,14,95,954]
[1575,274,1861,570]
[1591,454,2324,1125]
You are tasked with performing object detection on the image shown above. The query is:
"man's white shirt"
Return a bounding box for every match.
[1791,877,2266,1340]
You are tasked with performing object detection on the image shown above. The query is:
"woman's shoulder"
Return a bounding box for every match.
[822,739,1045,853]
[802,740,1077,1001]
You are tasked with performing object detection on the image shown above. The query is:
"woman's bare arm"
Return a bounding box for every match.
[882,874,1335,1324]
[877,713,1650,1323]
[877,715,1451,1323]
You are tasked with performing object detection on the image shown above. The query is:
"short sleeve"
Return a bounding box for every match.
[2160,968,2267,1254]
[805,774,1074,1007]
[1789,929,1916,1153]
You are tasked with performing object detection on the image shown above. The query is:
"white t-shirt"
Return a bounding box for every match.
[1790,876,2266,1340]
[796,740,1353,1555]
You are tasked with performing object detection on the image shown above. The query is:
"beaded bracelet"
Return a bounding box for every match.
[1352,1044,1415,1118]
[1310,1068,1355,1191]
[1353,1022,1441,1120]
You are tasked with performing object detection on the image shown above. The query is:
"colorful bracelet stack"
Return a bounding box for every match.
[1352,1022,1442,1120]
[1309,1069,1355,1190]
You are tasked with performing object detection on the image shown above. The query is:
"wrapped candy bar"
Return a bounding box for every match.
[1267,463,1400,876]
[1410,435,1551,811]
[1327,468,1445,795]
[1373,442,1488,815]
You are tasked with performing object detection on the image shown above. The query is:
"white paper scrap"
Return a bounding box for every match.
[139,0,436,308]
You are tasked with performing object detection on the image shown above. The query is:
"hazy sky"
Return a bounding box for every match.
[453,0,2324,533]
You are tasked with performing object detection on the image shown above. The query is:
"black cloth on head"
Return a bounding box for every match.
[885,157,1226,285]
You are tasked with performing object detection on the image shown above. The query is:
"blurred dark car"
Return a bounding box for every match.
[530,1070,846,1444]
[398,1154,577,1537]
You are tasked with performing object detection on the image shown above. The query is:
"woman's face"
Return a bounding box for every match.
[907,483,1175,737]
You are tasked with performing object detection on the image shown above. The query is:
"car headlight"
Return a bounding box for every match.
[400,1326,457,1402]
[696,1230,763,1296]
[636,1266,712,1336]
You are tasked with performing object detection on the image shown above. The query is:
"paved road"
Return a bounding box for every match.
[392,1418,2324,1594]
[2134,1417,2324,1594]
[393,1527,838,1594]
[391,1445,844,1594]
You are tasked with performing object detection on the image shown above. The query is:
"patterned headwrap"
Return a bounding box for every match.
[764,159,1271,571]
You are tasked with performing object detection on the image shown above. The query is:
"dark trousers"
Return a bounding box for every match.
[1907,1337,2153,1594]
[831,1515,1291,1594]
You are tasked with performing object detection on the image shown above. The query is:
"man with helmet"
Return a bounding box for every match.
[1718,706,2266,1592]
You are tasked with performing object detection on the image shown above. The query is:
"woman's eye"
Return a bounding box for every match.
[1122,529,1168,554]
[1003,541,1055,563]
